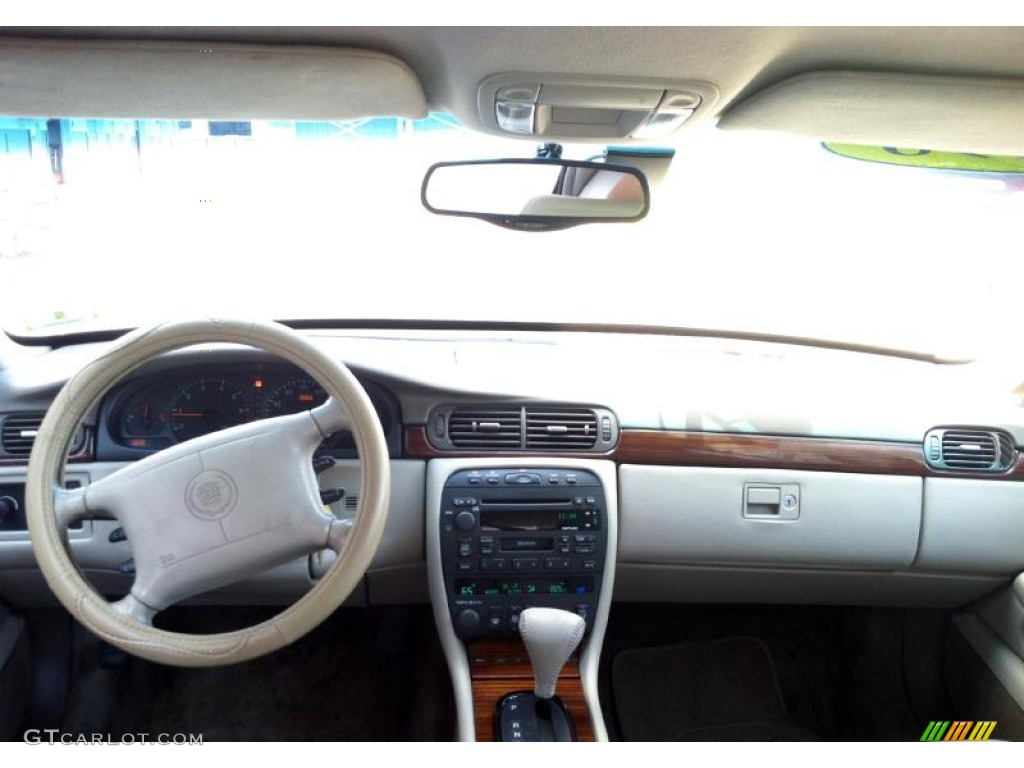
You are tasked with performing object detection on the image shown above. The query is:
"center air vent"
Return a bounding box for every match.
[924,426,1017,472]
[448,407,523,449]
[526,407,598,450]
[428,404,618,453]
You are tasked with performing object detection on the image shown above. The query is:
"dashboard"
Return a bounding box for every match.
[95,361,402,461]
[0,329,1023,615]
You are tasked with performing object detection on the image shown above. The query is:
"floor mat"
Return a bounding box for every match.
[612,636,818,741]
[63,606,454,742]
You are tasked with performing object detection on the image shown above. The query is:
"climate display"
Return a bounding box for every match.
[455,576,594,597]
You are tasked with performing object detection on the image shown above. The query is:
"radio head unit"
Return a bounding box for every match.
[439,468,607,640]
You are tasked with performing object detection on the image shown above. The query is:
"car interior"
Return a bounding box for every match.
[1,26,1024,743]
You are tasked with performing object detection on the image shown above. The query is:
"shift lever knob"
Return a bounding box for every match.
[519,607,586,700]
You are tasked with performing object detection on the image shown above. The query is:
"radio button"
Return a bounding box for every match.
[480,558,507,571]
[581,559,597,570]
[513,558,540,571]
[457,560,473,571]
[545,557,571,570]
[574,545,595,555]
[505,473,541,485]
[455,511,476,531]
[488,607,505,633]
[458,539,473,558]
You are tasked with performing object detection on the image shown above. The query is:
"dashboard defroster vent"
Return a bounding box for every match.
[448,407,522,449]
[526,407,598,450]
[1,413,45,456]
[924,426,1017,473]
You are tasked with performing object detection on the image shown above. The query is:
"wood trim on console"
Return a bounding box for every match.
[405,425,1024,481]
[468,640,594,742]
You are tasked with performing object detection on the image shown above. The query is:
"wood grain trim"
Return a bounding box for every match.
[406,425,1024,481]
[616,429,1024,481]
[468,640,594,742]
[616,429,927,475]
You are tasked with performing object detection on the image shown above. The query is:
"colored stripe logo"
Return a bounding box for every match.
[920,721,997,741]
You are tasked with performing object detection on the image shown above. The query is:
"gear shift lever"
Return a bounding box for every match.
[520,607,586,700]
[495,608,586,741]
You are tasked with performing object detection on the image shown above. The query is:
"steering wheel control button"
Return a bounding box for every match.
[108,527,128,543]
[185,469,239,521]
[454,510,476,531]
[319,487,345,505]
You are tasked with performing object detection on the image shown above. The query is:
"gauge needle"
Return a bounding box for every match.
[171,411,206,418]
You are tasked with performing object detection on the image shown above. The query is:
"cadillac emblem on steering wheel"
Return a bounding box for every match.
[185,469,238,520]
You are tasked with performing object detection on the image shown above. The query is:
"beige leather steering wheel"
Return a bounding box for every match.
[25,319,390,667]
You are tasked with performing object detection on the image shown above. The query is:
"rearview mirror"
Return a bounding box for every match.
[421,158,650,231]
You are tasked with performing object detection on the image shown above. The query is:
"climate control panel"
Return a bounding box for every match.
[439,467,608,640]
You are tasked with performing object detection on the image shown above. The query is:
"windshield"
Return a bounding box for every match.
[0,114,1021,359]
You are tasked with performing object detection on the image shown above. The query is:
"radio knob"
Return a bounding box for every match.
[454,511,476,531]
[457,608,482,633]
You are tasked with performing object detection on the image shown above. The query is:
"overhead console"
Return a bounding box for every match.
[477,73,718,141]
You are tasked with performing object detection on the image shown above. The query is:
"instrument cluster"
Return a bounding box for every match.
[100,364,395,457]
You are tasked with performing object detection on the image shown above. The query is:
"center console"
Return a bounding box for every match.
[427,458,617,742]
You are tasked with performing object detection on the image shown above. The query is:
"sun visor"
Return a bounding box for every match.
[719,70,1024,155]
[0,38,427,120]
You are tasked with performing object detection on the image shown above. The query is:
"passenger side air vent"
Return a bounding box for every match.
[526,407,598,450]
[1,413,45,456]
[0,413,86,458]
[924,427,1017,473]
[427,404,618,452]
[447,407,523,449]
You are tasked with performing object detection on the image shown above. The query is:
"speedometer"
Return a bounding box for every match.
[170,379,251,441]
[262,378,328,418]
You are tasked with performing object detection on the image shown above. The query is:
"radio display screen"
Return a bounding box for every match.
[455,576,594,597]
[480,509,594,532]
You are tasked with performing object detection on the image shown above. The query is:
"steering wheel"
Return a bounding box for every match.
[25,319,390,667]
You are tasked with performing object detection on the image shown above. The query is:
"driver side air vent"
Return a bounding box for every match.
[1,413,45,456]
[428,404,618,452]
[1,413,86,458]
[924,427,1017,472]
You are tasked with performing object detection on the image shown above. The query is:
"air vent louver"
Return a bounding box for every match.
[1,413,44,456]
[448,407,523,449]
[526,407,598,450]
[924,427,1017,472]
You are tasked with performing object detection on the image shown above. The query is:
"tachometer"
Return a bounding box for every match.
[170,379,250,441]
[262,378,328,418]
